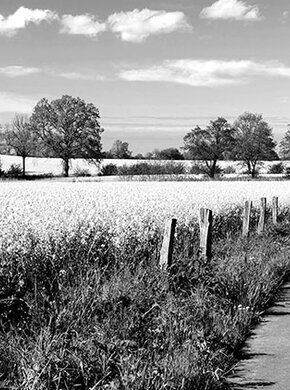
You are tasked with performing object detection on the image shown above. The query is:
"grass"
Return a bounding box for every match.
[1,209,290,389]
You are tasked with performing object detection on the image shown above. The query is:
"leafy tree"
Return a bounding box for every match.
[155,147,184,160]
[109,140,132,159]
[233,112,278,178]
[134,153,145,160]
[31,95,103,177]
[183,117,235,178]
[1,114,38,177]
[279,124,290,159]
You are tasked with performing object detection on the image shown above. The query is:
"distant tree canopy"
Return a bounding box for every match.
[233,112,278,177]
[279,125,290,159]
[107,140,132,159]
[31,95,103,177]
[183,117,235,178]
[1,114,38,177]
[155,147,184,160]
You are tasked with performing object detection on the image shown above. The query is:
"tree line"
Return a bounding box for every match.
[1,94,290,178]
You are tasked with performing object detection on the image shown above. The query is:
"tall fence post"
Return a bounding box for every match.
[257,197,267,235]
[272,196,278,225]
[199,208,212,261]
[242,200,252,238]
[159,218,177,269]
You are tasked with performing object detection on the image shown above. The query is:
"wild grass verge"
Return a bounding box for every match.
[1,211,290,389]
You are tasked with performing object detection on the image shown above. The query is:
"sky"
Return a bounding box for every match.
[0,0,290,153]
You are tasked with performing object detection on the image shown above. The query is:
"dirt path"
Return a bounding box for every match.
[227,277,290,389]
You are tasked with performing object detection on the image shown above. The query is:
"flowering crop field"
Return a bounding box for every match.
[2,180,290,389]
[1,180,290,249]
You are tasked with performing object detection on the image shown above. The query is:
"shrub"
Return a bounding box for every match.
[0,158,5,177]
[118,162,186,176]
[284,167,290,179]
[223,165,236,174]
[189,163,203,175]
[189,163,223,177]
[6,164,22,178]
[100,163,118,176]
[73,167,91,177]
[267,162,284,174]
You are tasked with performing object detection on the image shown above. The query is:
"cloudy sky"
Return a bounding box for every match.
[1,0,290,153]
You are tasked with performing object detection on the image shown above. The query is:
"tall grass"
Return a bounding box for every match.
[1,210,290,389]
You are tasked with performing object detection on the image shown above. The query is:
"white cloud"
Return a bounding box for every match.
[0,6,57,37]
[119,59,290,87]
[200,0,262,21]
[57,71,106,81]
[0,66,40,77]
[107,8,191,42]
[0,92,37,113]
[60,14,106,37]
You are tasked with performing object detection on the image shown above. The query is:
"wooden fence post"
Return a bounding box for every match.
[159,218,177,269]
[199,208,212,261]
[257,197,267,235]
[272,196,278,225]
[242,200,252,237]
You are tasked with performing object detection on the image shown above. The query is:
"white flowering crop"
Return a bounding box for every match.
[1,181,290,247]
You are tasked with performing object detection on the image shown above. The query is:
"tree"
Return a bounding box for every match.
[155,147,184,160]
[2,114,38,177]
[183,117,235,178]
[31,95,103,177]
[233,112,278,178]
[109,140,132,159]
[279,124,290,159]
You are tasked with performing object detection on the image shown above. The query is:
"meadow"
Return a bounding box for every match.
[1,180,290,389]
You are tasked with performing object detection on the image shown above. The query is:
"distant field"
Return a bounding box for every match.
[0,154,288,176]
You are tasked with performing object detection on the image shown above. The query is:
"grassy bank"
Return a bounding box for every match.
[1,210,290,389]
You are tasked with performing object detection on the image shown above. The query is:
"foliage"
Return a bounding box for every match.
[189,162,223,176]
[223,165,236,174]
[284,167,290,179]
[267,162,284,174]
[117,161,186,176]
[1,114,38,177]
[183,117,235,178]
[279,124,290,159]
[6,164,23,178]
[31,95,103,177]
[0,212,290,389]
[0,158,4,177]
[100,163,119,176]
[73,166,91,177]
[155,147,184,160]
[233,113,278,178]
[108,139,132,159]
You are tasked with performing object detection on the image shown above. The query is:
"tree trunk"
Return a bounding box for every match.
[246,161,251,176]
[251,161,257,178]
[209,160,217,178]
[22,156,26,178]
[64,158,70,177]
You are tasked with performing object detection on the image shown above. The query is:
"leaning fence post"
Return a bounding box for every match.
[159,218,177,269]
[257,197,267,235]
[242,200,252,237]
[199,208,212,261]
[272,196,278,225]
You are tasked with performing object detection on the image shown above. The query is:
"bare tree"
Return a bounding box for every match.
[3,114,37,177]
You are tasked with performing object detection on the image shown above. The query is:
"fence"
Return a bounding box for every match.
[159,196,279,269]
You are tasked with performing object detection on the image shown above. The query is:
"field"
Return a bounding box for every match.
[2,181,290,244]
[1,180,290,389]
